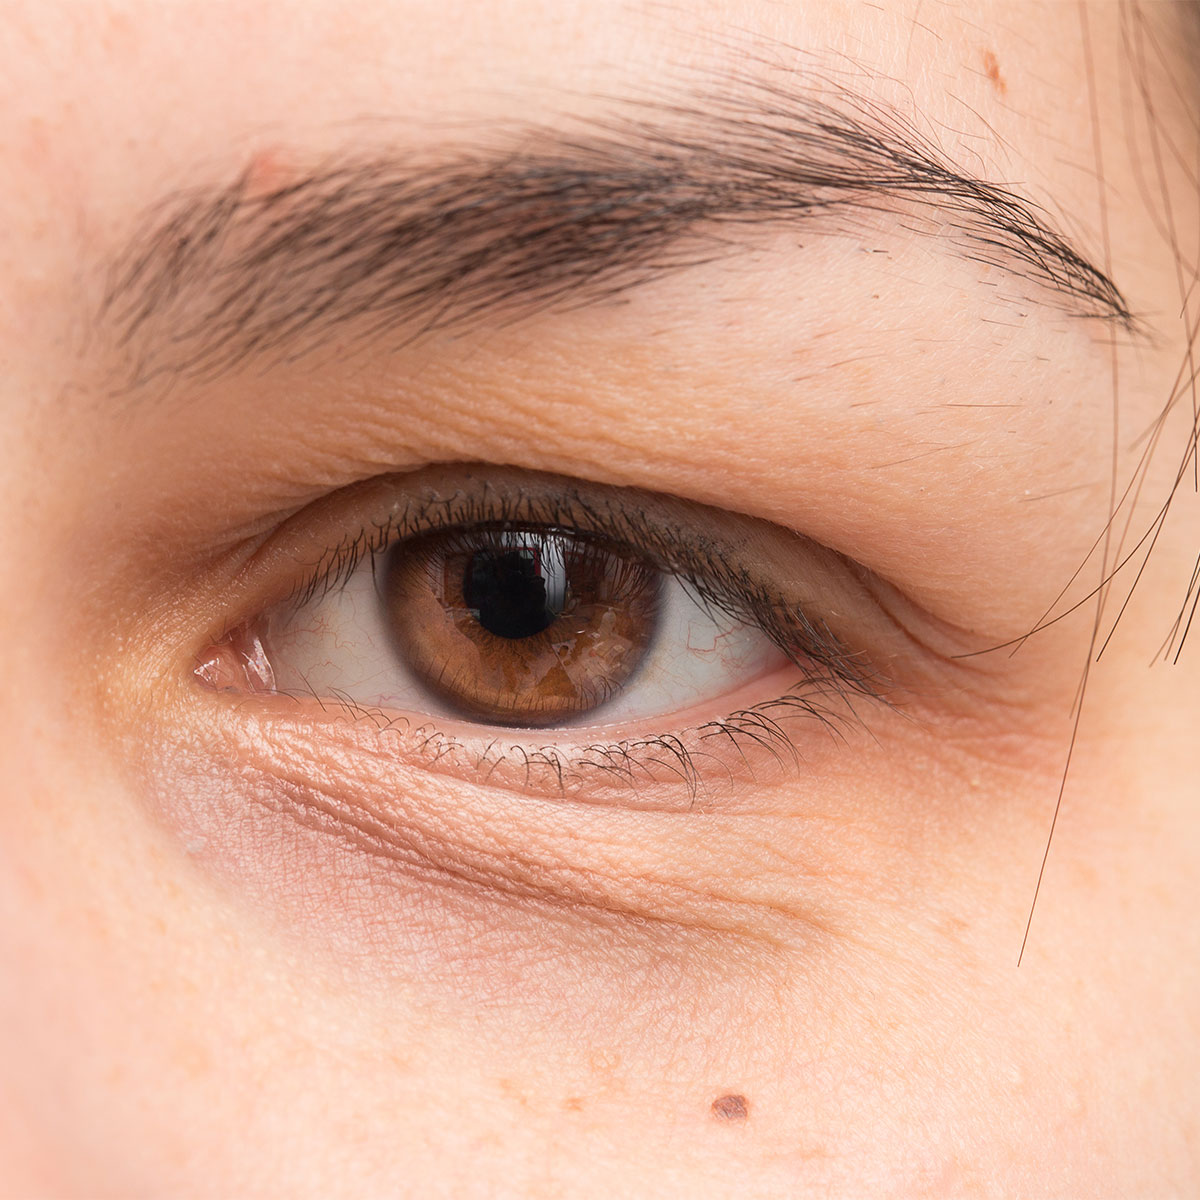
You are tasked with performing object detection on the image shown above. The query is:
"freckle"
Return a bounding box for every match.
[497,1078,529,1108]
[564,1096,584,1112]
[982,50,1007,97]
[172,1039,211,1080]
[710,1093,749,1122]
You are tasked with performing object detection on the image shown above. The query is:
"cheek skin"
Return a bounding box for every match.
[122,593,1090,973]
[77,497,1189,1196]
[119,640,1072,1031]
[9,680,1186,1199]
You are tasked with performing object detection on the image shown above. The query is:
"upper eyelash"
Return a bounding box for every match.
[282,479,883,702]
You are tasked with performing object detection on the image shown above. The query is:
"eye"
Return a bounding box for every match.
[253,523,788,729]
[194,465,896,799]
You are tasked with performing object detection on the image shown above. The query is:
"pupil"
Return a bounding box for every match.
[463,545,565,639]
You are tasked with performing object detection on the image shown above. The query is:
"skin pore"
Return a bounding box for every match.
[1,1,1198,1196]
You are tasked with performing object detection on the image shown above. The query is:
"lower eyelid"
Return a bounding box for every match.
[189,663,872,810]
[161,692,880,916]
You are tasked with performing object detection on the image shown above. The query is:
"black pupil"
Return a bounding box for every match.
[464,546,566,639]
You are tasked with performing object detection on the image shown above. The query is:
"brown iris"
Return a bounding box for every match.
[381,527,662,726]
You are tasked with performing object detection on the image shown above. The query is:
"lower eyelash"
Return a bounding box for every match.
[267,673,872,806]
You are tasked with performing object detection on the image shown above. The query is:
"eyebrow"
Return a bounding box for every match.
[98,77,1134,387]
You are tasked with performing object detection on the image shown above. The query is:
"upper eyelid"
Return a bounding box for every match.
[285,464,825,606]
[272,465,879,693]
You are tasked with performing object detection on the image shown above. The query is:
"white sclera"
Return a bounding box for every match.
[264,550,787,729]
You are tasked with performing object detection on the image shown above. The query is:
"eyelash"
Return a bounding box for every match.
[287,482,867,674]
[229,475,889,800]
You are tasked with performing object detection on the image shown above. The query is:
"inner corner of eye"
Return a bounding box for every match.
[193,622,277,694]
[197,520,791,732]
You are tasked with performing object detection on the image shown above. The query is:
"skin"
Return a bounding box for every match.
[1,1,1198,1196]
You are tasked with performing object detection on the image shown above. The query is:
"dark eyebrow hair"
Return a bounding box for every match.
[98,77,1134,387]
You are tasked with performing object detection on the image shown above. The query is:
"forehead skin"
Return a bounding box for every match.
[0,2,1198,1198]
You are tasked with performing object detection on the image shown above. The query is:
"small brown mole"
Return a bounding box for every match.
[710,1093,749,1122]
